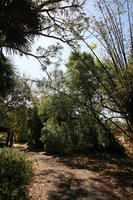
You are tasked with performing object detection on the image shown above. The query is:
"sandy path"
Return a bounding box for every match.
[27,152,133,200]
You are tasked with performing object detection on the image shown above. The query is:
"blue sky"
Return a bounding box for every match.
[5,0,129,79]
[7,37,71,79]
[5,0,96,79]
[8,38,76,82]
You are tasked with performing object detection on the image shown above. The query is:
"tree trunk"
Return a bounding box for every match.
[5,130,10,147]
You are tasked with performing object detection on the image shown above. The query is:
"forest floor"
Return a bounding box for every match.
[24,147,133,200]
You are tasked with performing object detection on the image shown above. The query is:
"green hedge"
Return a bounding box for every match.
[0,148,33,200]
[41,120,73,155]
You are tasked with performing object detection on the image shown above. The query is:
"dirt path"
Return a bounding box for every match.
[27,152,133,200]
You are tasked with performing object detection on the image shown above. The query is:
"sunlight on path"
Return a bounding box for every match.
[27,152,133,200]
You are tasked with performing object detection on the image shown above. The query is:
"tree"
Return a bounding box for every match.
[0,76,32,144]
[0,0,42,51]
[65,52,124,152]
[67,0,133,140]
[0,54,15,98]
[28,104,43,148]
[40,54,125,154]
[0,0,85,100]
[0,0,85,52]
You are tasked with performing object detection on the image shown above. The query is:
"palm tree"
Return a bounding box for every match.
[0,0,42,51]
[0,0,42,98]
[0,53,15,98]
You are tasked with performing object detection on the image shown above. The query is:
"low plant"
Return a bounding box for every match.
[0,148,33,200]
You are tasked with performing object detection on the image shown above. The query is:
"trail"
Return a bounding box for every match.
[27,151,133,200]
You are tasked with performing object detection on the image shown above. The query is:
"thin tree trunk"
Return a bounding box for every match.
[5,130,10,147]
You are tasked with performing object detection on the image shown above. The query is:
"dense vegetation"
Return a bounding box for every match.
[0,148,33,200]
[1,0,133,153]
[40,52,125,154]
[0,0,133,199]
[0,52,125,154]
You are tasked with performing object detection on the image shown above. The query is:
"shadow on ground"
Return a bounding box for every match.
[47,172,121,200]
[37,168,119,200]
[48,172,89,200]
[56,153,133,186]
[50,153,133,200]
[12,144,133,199]
[31,151,133,200]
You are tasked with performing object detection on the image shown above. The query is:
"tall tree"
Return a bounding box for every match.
[0,54,15,98]
[0,0,85,98]
[0,0,43,51]
[0,76,32,143]
[28,104,43,148]
[40,54,124,154]
[66,0,133,140]
[0,0,85,52]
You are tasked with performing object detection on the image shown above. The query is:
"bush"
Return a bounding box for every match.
[0,148,33,200]
[98,126,126,155]
[41,119,73,155]
[28,105,43,149]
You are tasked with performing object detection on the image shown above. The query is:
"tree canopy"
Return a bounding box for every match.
[0,54,15,98]
[1,0,133,148]
[0,0,85,97]
[0,0,85,52]
[0,0,42,50]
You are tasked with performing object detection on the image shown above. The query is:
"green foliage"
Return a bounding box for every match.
[0,148,33,200]
[97,124,125,155]
[41,118,73,155]
[0,76,32,143]
[0,55,15,98]
[66,52,98,92]
[113,65,133,126]
[41,108,125,155]
[65,52,100,113]
[40,52,126,155]
[0,0,42,50]
[28,105,43,148]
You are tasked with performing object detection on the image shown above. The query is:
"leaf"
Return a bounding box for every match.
[90,43,97,49]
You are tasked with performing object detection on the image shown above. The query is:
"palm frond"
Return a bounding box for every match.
[0,54,15,97]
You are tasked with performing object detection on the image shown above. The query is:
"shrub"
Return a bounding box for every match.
[98,126,126,155]
[28,105,43,149]
[41,119,73,155]
[0,148,33,200]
